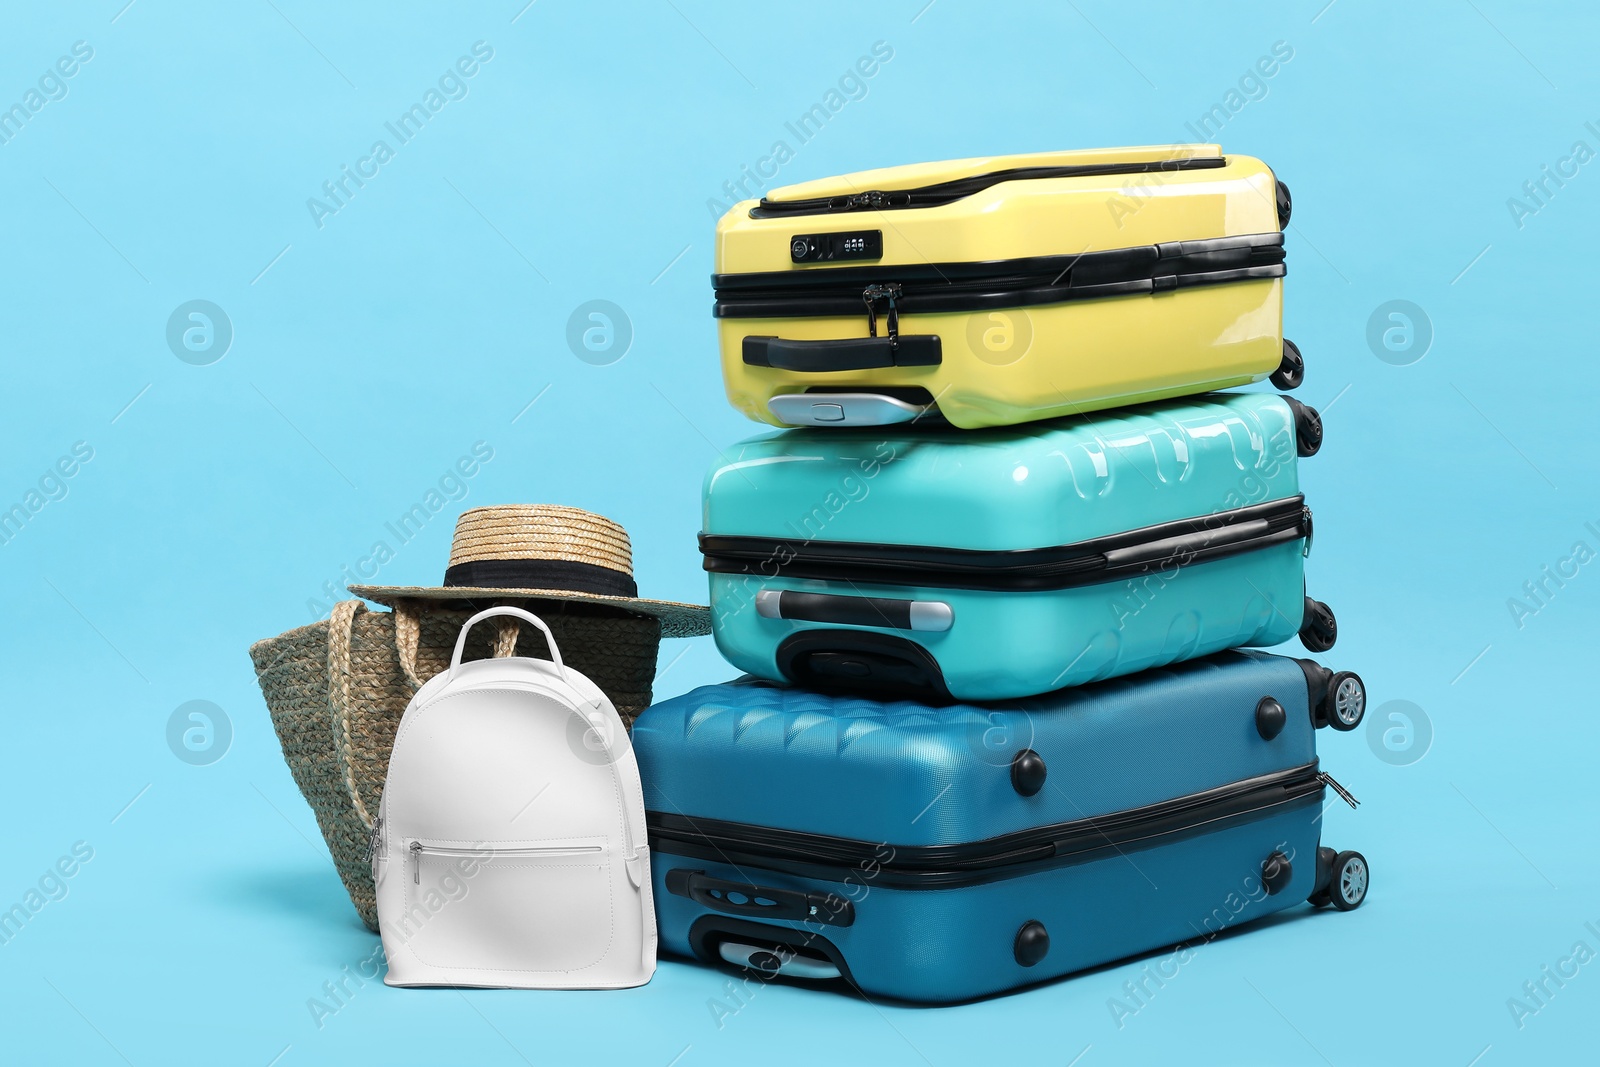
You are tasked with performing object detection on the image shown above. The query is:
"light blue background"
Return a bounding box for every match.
[2,2,1595,1064]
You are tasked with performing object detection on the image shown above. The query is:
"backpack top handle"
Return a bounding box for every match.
[449,605,567,678]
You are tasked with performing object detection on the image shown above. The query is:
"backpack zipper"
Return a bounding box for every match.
[410,841,604,884]
[367,817,383,882]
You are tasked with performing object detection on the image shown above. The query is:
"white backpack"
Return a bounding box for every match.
[374,606,655,988]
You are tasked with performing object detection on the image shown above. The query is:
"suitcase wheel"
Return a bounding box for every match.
[1326,850,1369,911]
[1309,847,1369,911]
[1309,845,1336,907]
[1283,396,1323,457]
[1323,671,1366,731]
[1298,597,1338,653]
[1270,338,1305,390]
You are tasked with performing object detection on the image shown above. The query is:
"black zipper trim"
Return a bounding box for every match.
[712,233,1284,319]
[748,157,1228,218]
[701,496,1308,593]
[648,762,1324,890]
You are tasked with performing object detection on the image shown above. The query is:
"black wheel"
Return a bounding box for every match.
[1270,338,1305,390]
[1324,671,1366,731]
[1283,397,1323,457]
[1329,850,1369,911]
[1308,846,1336,907]
[1299,596,1338,652]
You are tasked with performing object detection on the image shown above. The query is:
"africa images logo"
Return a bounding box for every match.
[703,41,895,218]
[305,42,495,229]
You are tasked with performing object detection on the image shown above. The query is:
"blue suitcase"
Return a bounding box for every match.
[634,651,1371,1003]
[699,391,1333,703]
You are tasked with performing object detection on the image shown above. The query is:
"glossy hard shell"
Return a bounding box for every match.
[655,809,1318,1002]
[714,146,1285,429]
[635,652,1326,1002]
[703,392,1309,700]
[763,144,1225,203]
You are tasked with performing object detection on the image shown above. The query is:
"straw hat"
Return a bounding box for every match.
[349,504,710,638]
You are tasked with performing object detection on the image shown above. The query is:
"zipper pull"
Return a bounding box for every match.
[367,818,384,883]
[1318,771,1360,810]
[848,190,891,210]
[410,841,423,884]
[1302,506,1314,557]
[861,283,902,343]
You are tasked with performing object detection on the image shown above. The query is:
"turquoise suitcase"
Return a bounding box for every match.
[700,392,1332,702]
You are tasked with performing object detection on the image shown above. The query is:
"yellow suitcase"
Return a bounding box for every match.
[712,144,1302,430]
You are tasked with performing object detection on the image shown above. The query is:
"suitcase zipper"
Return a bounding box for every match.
[648,762,1330,889]
[701,495,1309,593]
[1317,772,1359,810]
[749,157,1228,218]
[409,841,604,884]
[713,232,1285,320]
[861,283,903,352]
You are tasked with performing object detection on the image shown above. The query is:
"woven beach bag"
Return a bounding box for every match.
[249,598,661,931]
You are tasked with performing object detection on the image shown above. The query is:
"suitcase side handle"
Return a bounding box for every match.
[756,589,953,632]
[1100,519,1271,569]
[743,334,942,371]
[665,869,856,928]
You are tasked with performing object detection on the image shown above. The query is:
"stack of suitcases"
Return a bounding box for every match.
[633,145,1372,1003]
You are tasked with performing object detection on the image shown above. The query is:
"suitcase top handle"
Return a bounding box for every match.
[755,151,1228,217]
[448,605,567,680]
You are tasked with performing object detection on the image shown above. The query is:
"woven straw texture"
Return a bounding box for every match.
[248,598,660,931]
[449,503,634,573]
[349,503,710,638]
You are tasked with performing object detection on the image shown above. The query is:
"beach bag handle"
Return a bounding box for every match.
[328,601,378,832]
[326,599,527,833]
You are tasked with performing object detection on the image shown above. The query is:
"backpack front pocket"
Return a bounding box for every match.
[397,841,614,974]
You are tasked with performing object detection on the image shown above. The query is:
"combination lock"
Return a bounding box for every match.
[789,229,883,263]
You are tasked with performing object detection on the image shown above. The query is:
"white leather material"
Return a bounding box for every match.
[376,607,656,989]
